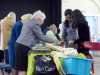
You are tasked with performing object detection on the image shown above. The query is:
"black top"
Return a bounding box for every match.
[74,23,90,54]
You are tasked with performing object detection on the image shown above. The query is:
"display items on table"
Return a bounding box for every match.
[46,43,78,56]
[51,51,66,75]
[29,43,93,75]
[32,43,48,50]
[77,53,86,59]
[63,48,78,56]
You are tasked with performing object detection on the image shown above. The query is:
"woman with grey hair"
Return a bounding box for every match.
[14,10,55,75]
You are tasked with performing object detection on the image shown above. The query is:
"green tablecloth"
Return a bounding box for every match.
[27,51,50,75]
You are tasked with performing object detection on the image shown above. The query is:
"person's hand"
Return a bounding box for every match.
[45,43,53,48]
[59,41,63,44]
[69,40,74,44]
[59,40,64,46]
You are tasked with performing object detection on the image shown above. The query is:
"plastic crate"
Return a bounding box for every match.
[63,57,92,75]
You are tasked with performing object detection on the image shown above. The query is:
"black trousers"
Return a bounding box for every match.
[0,50,4,62]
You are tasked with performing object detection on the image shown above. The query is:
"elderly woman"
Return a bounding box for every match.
[15,10,55,75]
[8,14,33,75]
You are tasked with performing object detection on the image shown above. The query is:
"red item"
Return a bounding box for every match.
[59,41,64,47]
[84,42,100,51]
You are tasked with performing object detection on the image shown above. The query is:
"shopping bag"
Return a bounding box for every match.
[35,55,59,75]
[83,41,100,51]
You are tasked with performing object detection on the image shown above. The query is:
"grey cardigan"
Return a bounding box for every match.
[16,19,54,48]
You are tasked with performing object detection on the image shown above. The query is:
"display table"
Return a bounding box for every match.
[26,44,77,75]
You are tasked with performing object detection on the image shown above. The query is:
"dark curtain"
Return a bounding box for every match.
[51,0,61,26]
[0,0,61,26]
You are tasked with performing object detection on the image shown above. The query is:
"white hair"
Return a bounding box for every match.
[21,14,33,21]
[7,11,16,24]
[32,10,46,20]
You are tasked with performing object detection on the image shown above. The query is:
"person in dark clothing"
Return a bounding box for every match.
[72,9,90,54]
[55,29,61,41]
[8,20,23,66]
[72,9,94,74]
[41,24,49,35]
[8,20,23,75]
